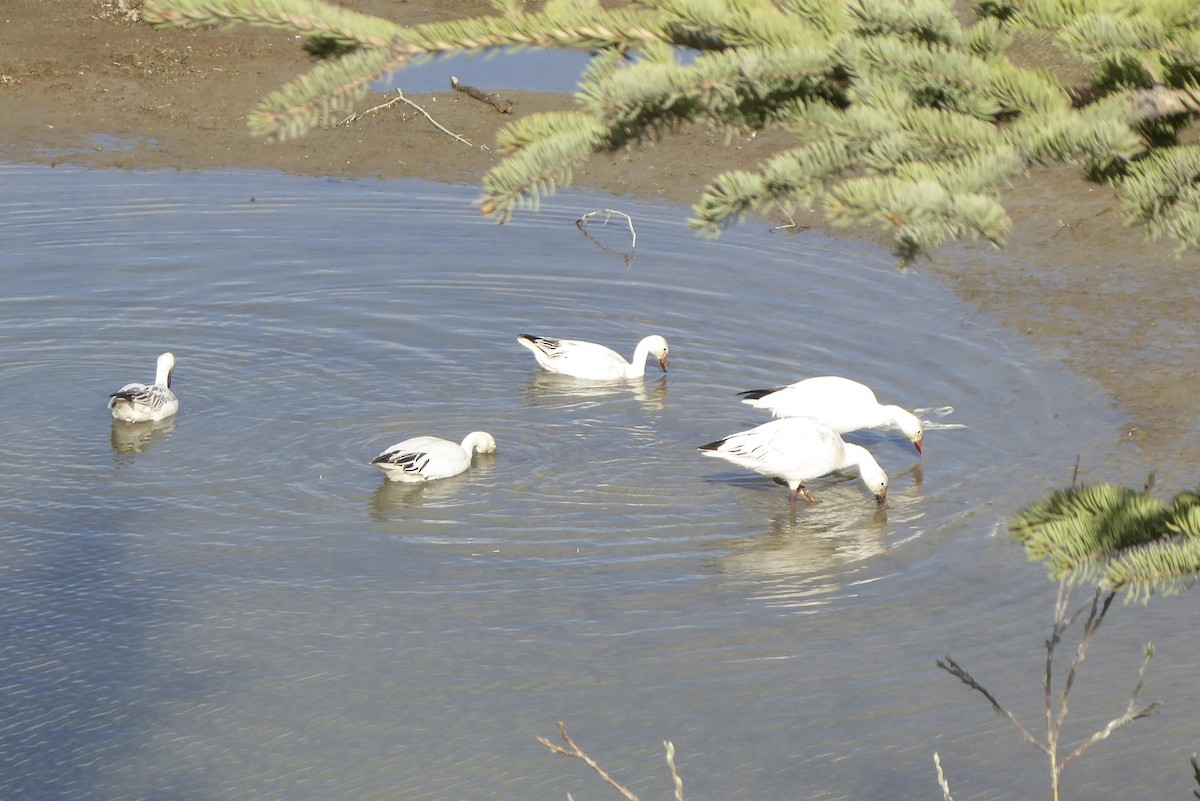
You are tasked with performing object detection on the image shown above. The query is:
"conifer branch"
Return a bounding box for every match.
[1010,483,1200,601]
[145,0,1200,257]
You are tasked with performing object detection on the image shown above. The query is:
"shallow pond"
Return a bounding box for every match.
[1,163,1196,801]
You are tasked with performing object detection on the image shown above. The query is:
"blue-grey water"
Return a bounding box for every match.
[1,163,1196,801]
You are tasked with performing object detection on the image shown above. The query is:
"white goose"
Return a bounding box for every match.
[699,417,888,509]
[737,375,924,455]
[108,352,179,423]
[517,334,668,381]
[371,431,497,483]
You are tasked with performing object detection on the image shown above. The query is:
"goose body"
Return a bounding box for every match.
[108,352,179,423]
[699,417,888,508]
[372,431,496,483]
[737,375,923,454]
[517,334,668,381]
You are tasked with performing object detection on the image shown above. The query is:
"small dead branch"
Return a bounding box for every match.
[770,199,811,234]
[576,209,637,268]
[577,209,637,249]
[340,89,479,150]
[537,722,641,801]
[937,653,1047,754]
[1053,208,1110,236]
[450,76,513,114]
[664,740,684,801]
[940,580,1159,801]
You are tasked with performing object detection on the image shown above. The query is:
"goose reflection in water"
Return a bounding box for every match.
[520,371,667,412]
[110,417,176,457]
[723,506,890,578]
[368,456,496,521]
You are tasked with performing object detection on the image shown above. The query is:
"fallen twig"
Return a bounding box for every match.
[450,76,513,113]
[770,199,810,234]
[577,209,637,250]
[576,209,637,267]
[340,89,479,149]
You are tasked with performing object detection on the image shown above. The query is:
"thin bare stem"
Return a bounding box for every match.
[665,741,684,801]
[339,92,406,124]
[1055,589,1112,733]
[1061,645,1160,768]
[537,722,642,801]
[936,655,1048,753]
[934,752,954,801]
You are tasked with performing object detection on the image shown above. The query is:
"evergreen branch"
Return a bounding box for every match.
[1007,107,1143,166]
[894,146,1025,194]
[689,139,861,230]
[985,59,1072,114]
[846,0,967,48]
[1009,484,1200,600]
[650,0,818,49]
[1058,13,1168,63]
[576,44,838,131]
[1103,537,1200,602]
[494,110,594,154]
[249,46,401,139]
[965,16,1014,57]
[146,0,675,55]
[478,116,608,221]
[143,0,406,46]
[781,0,844,37]
[824,176,1011,257]
[1009,484,1168,580]
[898,106,1003,152]
[849,35,1005,119]
[1121,143,1200,249]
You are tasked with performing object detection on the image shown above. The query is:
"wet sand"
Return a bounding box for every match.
[3,0,1196,484]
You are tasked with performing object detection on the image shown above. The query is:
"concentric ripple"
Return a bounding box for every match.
[0,164,1156,801]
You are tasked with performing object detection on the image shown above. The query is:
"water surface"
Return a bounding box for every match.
[0,164,1195,801]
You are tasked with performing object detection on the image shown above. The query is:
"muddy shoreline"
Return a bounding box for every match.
[3,1,1197,483]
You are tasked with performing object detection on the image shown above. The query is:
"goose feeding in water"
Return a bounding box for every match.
[108,352,179,423]
[371,431,497,483]
[737,375,924,455]
[699,417,888,510]
[516,334,668,381]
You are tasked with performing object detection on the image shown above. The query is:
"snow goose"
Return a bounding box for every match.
[737,375,924,455]
[371,431,496,483]
[699,417,888,509]
[516,334,668,381]
[108,352,179,423]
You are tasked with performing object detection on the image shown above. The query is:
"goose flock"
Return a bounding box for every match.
[109,338,926,507]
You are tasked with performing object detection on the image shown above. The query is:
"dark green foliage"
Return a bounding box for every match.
[1010,483,1200,602]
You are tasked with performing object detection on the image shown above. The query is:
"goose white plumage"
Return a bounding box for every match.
[737,375,924,455]
[517,334,668,381]
[699,417,888,509]
[372,431,497,483]
[108,352,179,423]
